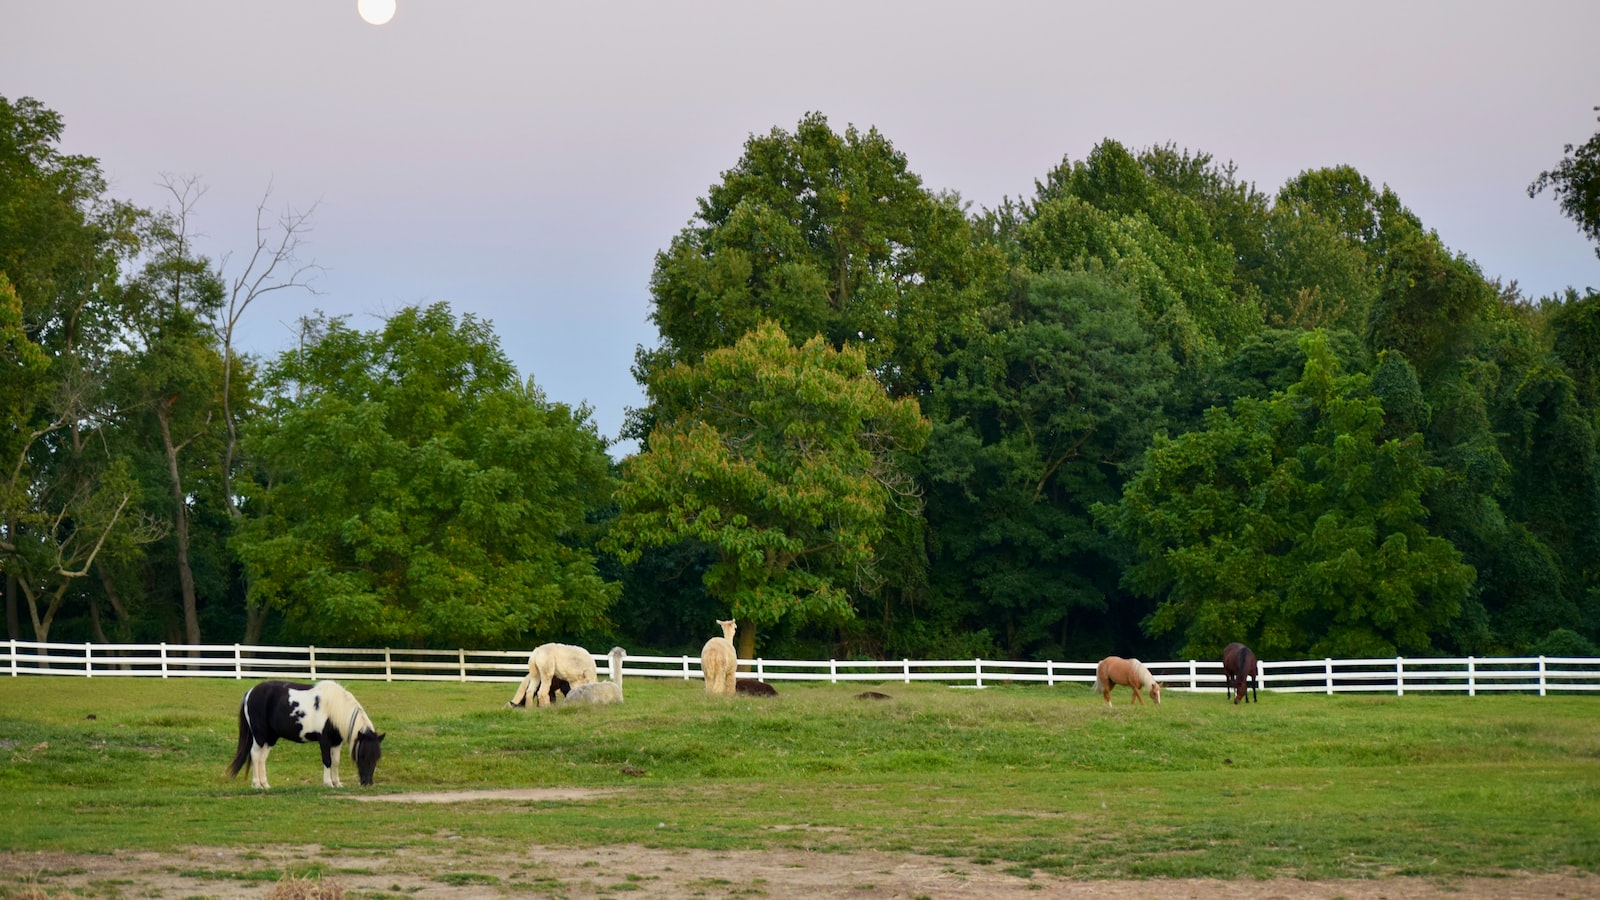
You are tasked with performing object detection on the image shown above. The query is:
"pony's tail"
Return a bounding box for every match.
[1092,672,1107,696]
[226,700,251,778]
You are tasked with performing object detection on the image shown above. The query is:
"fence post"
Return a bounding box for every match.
[1396,657,1405,697]
[1467,656,1475,697]
[234,644,242,679]
[385,648,393,682]
[7,639,14,677]
[309,646,317,679]
[756,658,765,680]
[683,655,691,680]
[975,658,983,689]
[161,642,169,678]
[830,659,838,684]
[85,642,92,678]
[905,658,912,684]
[1539,656,1547,697]
[459,648,467,683]
[1046,660,1055,687]
[1189,659,1197,691]
[1325,658,1333,695]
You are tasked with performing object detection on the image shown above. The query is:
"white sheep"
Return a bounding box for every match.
[564,647,626,705]
[506,642,598,708]
[700,618,738,695]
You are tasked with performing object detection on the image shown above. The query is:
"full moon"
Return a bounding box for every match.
[357,0,396,25]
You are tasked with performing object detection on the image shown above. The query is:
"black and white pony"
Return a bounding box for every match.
[227,680,384,790]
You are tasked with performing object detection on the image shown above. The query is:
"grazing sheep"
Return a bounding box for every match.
[565,647,626,706]
[506,643,598,708]
[700,619,738,695]
[735,678,777,697]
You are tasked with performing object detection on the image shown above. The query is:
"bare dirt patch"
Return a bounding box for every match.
[345,786,621,803]
[2,845,1592,899]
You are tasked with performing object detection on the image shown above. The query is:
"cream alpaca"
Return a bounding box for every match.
[700,619,738,695]
[507,642,598,708]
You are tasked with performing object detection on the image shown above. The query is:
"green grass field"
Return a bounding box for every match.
[2,675,1596,883]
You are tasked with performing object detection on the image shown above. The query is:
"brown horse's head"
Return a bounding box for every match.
[1149,679,1162,705]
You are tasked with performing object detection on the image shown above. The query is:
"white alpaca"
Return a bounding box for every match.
[700,619,738,695]
[565,647,626,705]
[507,642,598,708]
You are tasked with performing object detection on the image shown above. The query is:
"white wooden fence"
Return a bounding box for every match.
[3,639,1598,696]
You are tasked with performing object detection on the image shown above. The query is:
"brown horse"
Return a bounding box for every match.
[1094,656,1162,706]
[1221,642,1259,704]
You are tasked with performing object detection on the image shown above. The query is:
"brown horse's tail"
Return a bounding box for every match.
[1092,669,1107,697]
[226,699,251,778]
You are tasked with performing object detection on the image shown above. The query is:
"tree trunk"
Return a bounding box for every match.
[88,597,109,644]
[5,512,18,639]
[156,401,201,645]
[736,618,756,670]
[96,564,131,640]
[5,568,18,640]
[243,601,268,646]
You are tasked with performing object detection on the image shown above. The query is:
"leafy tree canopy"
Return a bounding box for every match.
[638,112,1003,413]
[1529,107,1600,260]
[1099,331,1474,658]
[608,321,930,653]
[920,270,1175,658]
[235,303,617,648]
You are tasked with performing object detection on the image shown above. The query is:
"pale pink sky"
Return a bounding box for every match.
[4,0,1597,453]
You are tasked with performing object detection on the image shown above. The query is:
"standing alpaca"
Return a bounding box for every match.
[700,619,738,695]
[565,647,626,705]
[1093,656,1163,707]
[506,642,598,708]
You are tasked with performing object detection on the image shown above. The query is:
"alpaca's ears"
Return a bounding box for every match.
[376,732,386,743]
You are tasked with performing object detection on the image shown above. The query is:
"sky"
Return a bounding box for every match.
[4,1,1598,456]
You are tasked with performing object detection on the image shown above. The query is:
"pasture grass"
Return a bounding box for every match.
[1,675,1597,882]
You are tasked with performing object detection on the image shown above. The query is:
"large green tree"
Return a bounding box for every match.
[637,112,1002,409]
[996,139,1263,366]
[0,95,154,641]
[235,303,617,647]
[1100,332,1474,658]
[608,321,930,659]
[1529,107,1600,259]
[919,270,1175,658]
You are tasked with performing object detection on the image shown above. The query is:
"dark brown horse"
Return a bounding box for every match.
[1221,642,1259,704]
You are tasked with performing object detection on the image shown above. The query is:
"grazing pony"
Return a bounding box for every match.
[227,680,384,790]
[565,647,626,706]
[1094,656,1162,707]
[700,619,738,695]
[1222,642,1260,704]
[507,642,598,708]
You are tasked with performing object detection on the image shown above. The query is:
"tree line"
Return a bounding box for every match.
[5,96,1598,662]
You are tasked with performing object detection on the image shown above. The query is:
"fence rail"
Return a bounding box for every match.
[4,640,1598,696]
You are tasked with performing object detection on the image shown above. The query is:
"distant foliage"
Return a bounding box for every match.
[235,304,617,648]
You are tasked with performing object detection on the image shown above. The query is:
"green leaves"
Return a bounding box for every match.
[236,303,618,648]
[1102,332,1473,659]
[643,112,1002,404]
[609,321,929,639]
[1528,107,1600,260]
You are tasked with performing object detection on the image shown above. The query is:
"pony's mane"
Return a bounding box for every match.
[316,681,375,760]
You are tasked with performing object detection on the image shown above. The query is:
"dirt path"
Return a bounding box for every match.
[3,844,1593,899]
